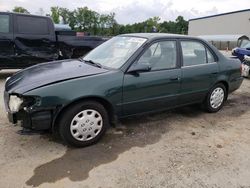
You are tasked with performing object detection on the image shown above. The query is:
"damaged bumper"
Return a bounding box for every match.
[4,91,53,130]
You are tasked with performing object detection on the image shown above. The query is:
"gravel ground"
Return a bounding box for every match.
[0,70,250,188]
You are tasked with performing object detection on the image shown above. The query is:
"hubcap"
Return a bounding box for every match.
[210,87,224,109]
[70,109,103,141]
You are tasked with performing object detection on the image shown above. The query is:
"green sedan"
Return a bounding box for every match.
[4,33,243,147]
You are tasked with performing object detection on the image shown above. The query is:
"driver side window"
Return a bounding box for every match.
[137,41,177,71]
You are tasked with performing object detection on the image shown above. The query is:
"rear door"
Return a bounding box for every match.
[0,13,15,67]
[13,14,58,67]
[179,40,219,104]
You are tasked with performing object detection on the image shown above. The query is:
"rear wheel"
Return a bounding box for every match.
[59,101,109,147]
[203,83,227,113]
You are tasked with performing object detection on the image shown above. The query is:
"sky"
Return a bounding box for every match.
[0,0,249,24]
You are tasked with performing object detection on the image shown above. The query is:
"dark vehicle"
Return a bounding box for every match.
[4,33,243,147]
[232,41,250,61]
[0,12,106,69]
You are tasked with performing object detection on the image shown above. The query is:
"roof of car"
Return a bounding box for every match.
[120,33,192,40]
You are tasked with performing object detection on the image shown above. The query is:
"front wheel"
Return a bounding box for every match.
[203,83,227,113]
[59,101,109,147]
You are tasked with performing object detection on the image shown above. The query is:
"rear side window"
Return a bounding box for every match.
[0,15,10,33]
[181,41,207,66]
[16,15,49,35]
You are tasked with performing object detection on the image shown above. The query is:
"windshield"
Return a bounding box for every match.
[83,36,147,69]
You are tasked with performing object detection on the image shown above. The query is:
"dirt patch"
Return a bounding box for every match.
[26,115,171,186]
[26,90,250,187]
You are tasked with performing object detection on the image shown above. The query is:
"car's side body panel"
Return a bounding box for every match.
[216,57,243,93]
[4,33,243,132]
[122,68,182,116]
[25,71,124,121]
[180,63,219,104]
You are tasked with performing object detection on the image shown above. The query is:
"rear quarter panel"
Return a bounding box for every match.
[217,54,243,93]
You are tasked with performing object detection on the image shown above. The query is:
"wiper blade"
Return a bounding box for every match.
[81,58,102,68]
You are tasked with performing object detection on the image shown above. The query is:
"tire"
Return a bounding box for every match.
[203,83,227,113]
[59,101,109,147]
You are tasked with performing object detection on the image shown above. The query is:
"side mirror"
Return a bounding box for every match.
[127,63,151,73]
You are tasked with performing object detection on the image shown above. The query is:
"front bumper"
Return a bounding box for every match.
[7,111,16,124]
[4,91,53,130]
[7,109,53,130]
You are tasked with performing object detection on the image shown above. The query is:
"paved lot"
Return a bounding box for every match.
[0,70,250,188]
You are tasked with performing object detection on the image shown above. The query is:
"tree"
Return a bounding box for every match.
[50,7,60,24]
[99,14,109,34]
[67,11,77,30]
[159,21,177,33]
[106,13,119,35]
[158,16,188,34]
[175,16,188,34]
[59,8,70,24]
[145,16,160,32]
[12,6,30,14]
[47,6,188,36]
[75,7,89,31]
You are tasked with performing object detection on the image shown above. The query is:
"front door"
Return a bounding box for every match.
[0,13,15,67]
[122,40,181,116]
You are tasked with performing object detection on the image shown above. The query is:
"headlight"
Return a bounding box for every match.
[9,95,23,113]
[6,77,10,82]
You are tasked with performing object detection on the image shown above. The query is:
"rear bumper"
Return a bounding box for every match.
[229,76,244,93]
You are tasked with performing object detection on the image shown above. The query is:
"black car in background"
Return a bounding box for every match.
[0,12,107,69]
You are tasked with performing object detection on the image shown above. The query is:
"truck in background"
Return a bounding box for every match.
[0,12,107,69]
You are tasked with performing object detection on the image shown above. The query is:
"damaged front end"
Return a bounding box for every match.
[4,92,52,131]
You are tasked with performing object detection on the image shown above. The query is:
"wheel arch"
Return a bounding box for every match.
[52,96,115,132]
[216,80,229,93]
[210,80,229,101]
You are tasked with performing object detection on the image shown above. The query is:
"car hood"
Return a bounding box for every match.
[5,59,109,94]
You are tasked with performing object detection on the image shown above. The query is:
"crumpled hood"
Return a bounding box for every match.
[5,59,109,94]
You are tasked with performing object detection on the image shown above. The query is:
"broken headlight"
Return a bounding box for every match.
[8,95,23,113]
[8,95,37,113]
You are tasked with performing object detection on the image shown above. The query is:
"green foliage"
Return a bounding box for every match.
[10,6,189,36]
[175,16,189,34]
[50,7,60,24]
[12,6,30,14]
[48,6,188,36]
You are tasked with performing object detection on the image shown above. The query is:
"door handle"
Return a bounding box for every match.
[211,72,218,75]
[170,77,180,81]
